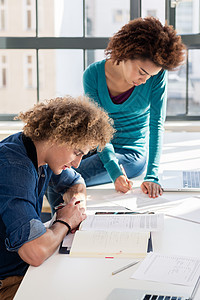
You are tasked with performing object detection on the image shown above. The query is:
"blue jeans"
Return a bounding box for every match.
[46,148,146,214]
[76,148,147,185]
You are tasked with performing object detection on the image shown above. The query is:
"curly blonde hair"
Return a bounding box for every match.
[105,17,186,70]
[16,96,114,151]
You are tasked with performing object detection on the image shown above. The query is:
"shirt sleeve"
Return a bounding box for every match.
[48,167,85,195]
[0,165,46,252]
[144,70,168,183]
[83,64,122,182]
[98,143,123,182]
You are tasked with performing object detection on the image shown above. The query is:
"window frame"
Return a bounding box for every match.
[0,0,199,121]
[166,0,200,120]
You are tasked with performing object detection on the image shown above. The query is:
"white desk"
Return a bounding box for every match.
[14,132,200,300]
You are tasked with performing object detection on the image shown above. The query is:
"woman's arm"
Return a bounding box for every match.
[83,63,131,192]
[142,70,168,197]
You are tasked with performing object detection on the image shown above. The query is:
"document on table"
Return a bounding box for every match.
[131,252,200,286]
[80,213,164,232]
[106,188,185,212]
[163,197,200,224]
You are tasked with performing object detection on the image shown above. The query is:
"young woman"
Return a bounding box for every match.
[76,17,186,198]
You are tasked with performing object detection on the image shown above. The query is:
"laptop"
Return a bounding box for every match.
[106,275,200,300]
[159,170,200,192]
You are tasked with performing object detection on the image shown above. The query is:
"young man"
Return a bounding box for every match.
[0,95,114,299]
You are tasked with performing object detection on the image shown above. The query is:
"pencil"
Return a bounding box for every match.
[119,164,133,187]
[55,200,84,211]
[165,214,200,225]
[112,260,140,275]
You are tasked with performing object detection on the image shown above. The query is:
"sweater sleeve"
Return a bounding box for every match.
[144,70,168,183]
[83,64,123,182]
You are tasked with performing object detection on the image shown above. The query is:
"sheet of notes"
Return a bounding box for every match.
[80,214,164,232]
[131,252,200,286]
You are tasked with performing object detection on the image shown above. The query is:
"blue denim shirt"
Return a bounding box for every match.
[0,132,85,279]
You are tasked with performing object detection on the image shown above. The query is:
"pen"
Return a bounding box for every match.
[119,164,133,187]
[112,260,140,275]
[95,211,150,215]
[55,200,84,211]
[74,200,84,205]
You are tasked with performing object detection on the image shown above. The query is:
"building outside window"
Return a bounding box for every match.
[23,0,36,31]
[0,0,200,120]
[24,54,36,89]
[0,0,6,31]
[0,54,7,88]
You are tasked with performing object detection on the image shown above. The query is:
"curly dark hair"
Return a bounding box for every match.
[16,95,115,151]
[105,17,186,70]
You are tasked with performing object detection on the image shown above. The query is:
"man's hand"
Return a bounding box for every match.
[18,197,86,267]
[114,175,133,193]
[141,181,163,198]
[56,197,86,230]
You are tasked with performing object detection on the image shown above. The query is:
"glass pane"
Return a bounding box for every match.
[188,49,200,115]
[176,0,200,34]
[85,0,130,37]
[141,0,165,24]
[39,50,83,101]
[167,64,187,116]
[85,49,105,68]
[0,0,36,37]
[38,0,83,37]
[0,49,37,114]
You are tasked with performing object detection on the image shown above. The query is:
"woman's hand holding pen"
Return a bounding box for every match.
[114,164,133,193]
[114,175,133,193]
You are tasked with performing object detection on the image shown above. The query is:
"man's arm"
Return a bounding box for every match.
[18,198,86,267]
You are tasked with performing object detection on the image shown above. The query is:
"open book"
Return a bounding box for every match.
[69,214,163,258]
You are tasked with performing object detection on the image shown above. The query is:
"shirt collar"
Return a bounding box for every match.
[22,133,38,171]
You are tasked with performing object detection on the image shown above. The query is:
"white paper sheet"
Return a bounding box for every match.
[131,252,200,286]
[108,188,185,212]
[62,232,75,247]
[80,213,164,232]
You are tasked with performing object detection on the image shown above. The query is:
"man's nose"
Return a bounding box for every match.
[71,156,82,168]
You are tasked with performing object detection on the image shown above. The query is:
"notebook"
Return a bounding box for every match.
[159,170,200,192]
[69,214,151,258]
[106,275,200,300]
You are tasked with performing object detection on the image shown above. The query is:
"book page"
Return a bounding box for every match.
[80,214,164,232]
[70,231,150,258]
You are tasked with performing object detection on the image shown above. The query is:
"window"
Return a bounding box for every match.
[0,54,7,88]
[0,0,6,31]
[0,0,199,120]
[23,0,36,32]
[167,0,200,119]
[24,54,36,88]
[142,0,165,23]
[0,50,37,115]
[176,0,200,34]
[85,0,130,37]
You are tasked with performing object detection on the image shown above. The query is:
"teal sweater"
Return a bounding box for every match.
[83,60,167,183]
